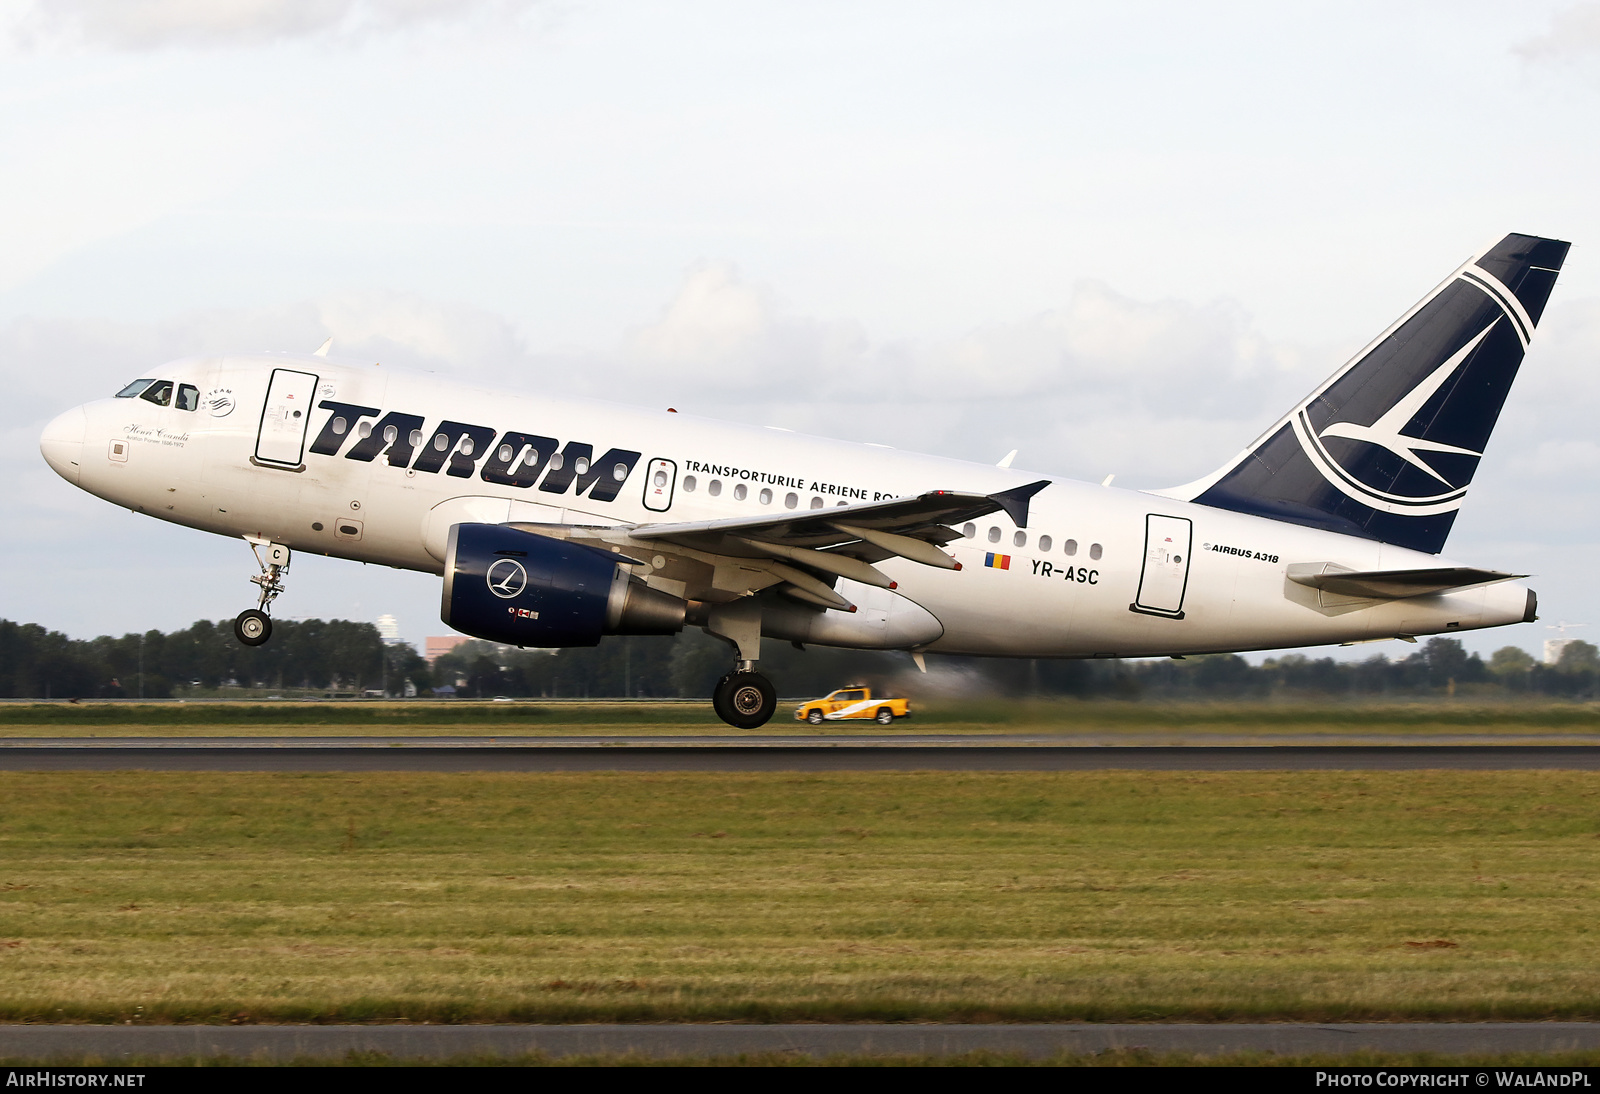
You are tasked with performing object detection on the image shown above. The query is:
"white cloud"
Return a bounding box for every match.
[8,0,542,51]
[2,269,1321,506]
[625,262,870,390]
[1506,438,1600,478]
[1515,3,1600,63]
[0,105,256,292]
[312,291,530,370]
[620,262,1312,479]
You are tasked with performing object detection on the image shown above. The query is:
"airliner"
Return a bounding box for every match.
[38,234,1567,726]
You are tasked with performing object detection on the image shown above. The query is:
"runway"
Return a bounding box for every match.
[2,1022,1600,1061]
[0,736,1597,771]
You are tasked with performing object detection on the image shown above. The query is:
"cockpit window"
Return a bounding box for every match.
[115,379,156,398]
[139,381,174,407]
[176,384,199,412]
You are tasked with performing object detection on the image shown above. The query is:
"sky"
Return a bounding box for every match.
[6,0,1600,662]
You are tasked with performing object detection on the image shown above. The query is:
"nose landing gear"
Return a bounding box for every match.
[235,539,289,647]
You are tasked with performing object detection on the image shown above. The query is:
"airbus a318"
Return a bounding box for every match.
[39,234,1567,726]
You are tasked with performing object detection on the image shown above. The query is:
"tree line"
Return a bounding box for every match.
[3,616,1598,701]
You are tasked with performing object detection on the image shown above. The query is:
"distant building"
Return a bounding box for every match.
[376,614,404,645]
[426,635,470,663]
[1546,638,1574,665]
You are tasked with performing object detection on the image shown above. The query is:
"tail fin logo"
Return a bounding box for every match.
[1173,234,1567,555]
[1291,318,1498,515]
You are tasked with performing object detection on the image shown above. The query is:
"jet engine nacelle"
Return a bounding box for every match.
[442,523,686,647]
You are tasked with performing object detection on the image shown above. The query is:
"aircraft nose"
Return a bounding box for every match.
[40,406,86,486]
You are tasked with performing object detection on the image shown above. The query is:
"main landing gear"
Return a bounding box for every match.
[699,601,778,729]
[712,662,777,729]
[234,540,290,647]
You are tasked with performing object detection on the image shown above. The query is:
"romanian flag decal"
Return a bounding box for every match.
[984,552,1011,570]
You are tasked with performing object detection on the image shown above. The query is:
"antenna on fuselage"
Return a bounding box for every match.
[313,338,332,357]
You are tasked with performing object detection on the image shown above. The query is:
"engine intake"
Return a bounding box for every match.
[442,523,685,647]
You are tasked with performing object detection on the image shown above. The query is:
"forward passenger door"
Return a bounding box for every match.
[254,368,319,469]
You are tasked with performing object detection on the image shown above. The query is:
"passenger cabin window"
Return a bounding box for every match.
[176,384,200,412]
[1090,543,1103,560]
[115,379,156,398]
[1039,535,1053,552]
[139,381,173,407]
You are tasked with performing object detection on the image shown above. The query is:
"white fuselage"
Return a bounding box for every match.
[40,353,1532,658]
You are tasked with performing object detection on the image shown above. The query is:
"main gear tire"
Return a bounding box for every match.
[713,671,776,729]
[234,609,272,647]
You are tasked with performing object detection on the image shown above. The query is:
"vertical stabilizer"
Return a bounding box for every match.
[1159,233,1569,554]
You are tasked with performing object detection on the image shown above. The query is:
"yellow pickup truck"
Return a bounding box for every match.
[794,686,911,725]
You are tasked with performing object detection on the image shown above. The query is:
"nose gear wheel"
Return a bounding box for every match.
[234,609,272,647]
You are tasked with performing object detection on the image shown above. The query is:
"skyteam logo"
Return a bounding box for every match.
[485,559,528,599]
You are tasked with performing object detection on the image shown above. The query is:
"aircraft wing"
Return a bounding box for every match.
[629,480,1048,554]
[508,479,1049,612]
[1286,563,1525,600]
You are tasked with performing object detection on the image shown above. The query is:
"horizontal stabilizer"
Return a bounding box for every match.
[1286,562,1524,600]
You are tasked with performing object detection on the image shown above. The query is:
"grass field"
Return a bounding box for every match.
[2,768,1598,1024]
[3,698,1600,738]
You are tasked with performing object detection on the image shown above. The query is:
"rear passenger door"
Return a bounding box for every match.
[1131,514,1193,619]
